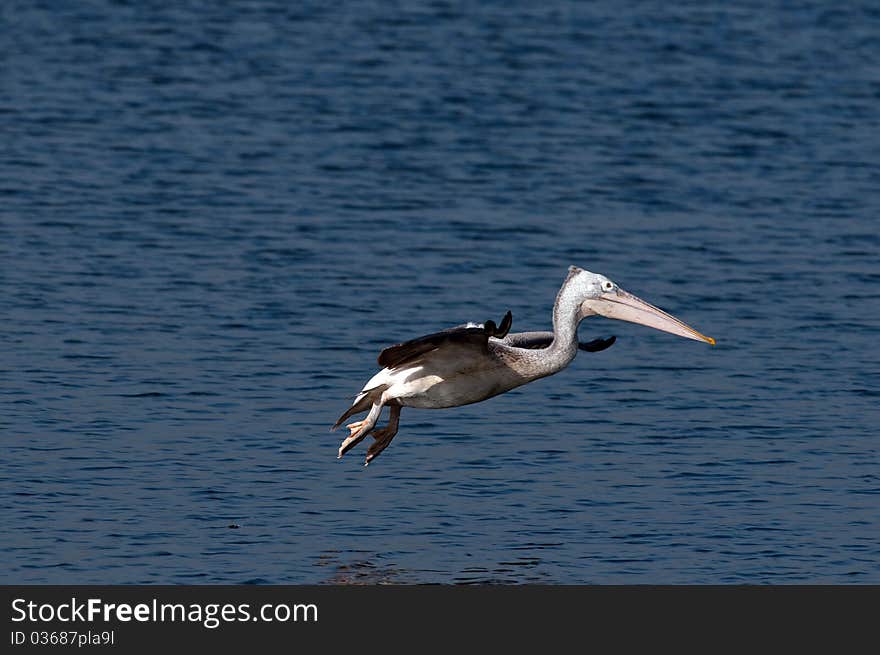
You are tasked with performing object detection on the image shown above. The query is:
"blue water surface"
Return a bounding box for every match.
[2,0,878,583]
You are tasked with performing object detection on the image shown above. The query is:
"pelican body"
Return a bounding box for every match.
[335,266,714,465]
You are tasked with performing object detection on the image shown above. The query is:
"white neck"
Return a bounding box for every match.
[529,275,585,378]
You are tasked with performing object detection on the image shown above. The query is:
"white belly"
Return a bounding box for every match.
[361,353,528,409]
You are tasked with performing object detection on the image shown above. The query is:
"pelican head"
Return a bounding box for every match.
[568,266,715,345]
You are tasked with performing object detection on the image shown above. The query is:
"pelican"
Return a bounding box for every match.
[335,266,715,465]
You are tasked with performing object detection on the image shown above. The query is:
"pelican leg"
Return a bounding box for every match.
[364,405,401,466]
[345,420,367,437]
[338,401,384,459]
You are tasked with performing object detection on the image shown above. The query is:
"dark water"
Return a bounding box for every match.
[2,0,878,584]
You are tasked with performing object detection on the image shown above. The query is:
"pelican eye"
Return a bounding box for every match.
[602,281,614,291]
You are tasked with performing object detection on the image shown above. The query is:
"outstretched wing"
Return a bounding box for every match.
[377,311,512,369]
[502,331,617,352]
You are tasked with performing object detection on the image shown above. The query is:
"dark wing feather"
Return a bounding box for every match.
[495,310,512,338]
[501,331,616,352]
[500,331,554,349]
[377,311,513,369]
[580,335,616,352]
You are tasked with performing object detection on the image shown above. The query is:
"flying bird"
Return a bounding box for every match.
[334,266,715,465]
